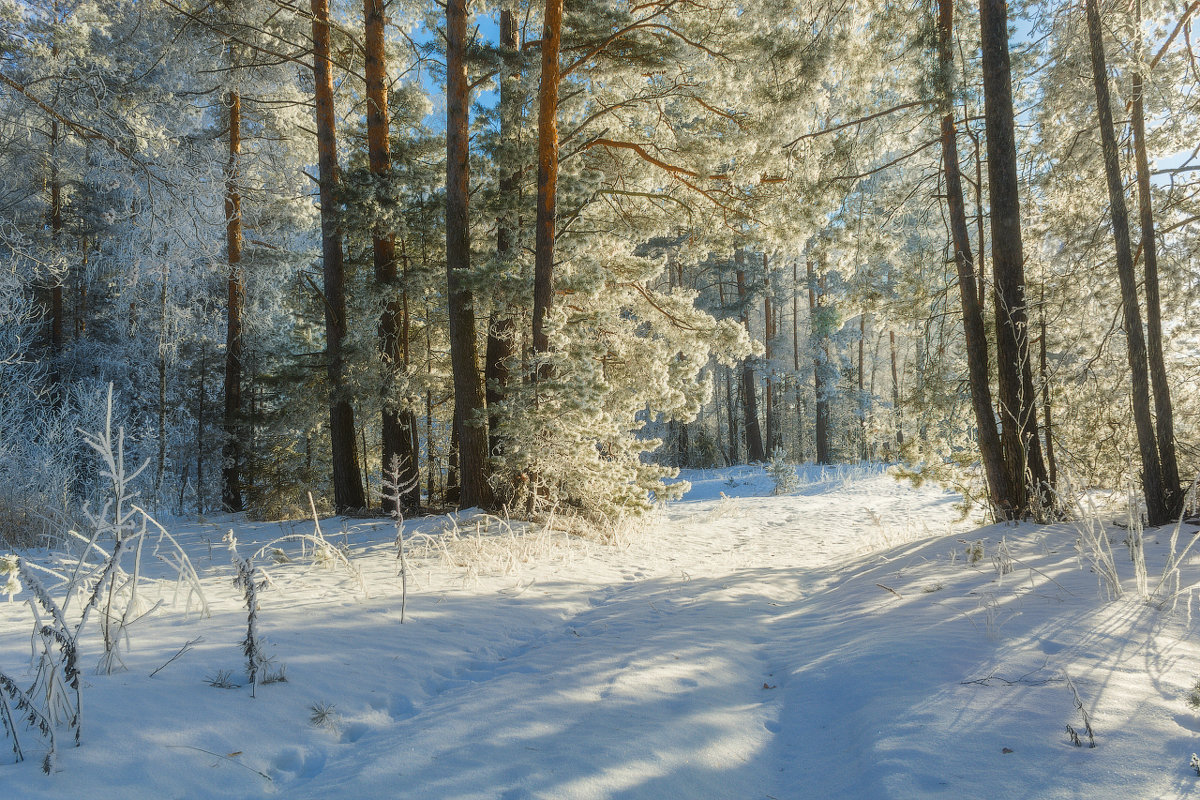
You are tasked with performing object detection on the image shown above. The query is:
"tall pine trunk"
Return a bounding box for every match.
[979,0,1048,517]
[221,90,245,512]
[937,0,1008,515]
[313,0,365,510]
[1084,0,1167,524]
[533,0,563,371]
[1131,2,1181,512]
[485,7,520,466]
[445,0,492,508]
[366,0,419,512]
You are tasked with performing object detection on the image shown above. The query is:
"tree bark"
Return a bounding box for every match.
[979,0,1048,516]
[889,329,901,449]
[366,0,419,512]
[1040,300,1057,490]
[1131,8,1181,511]
[1084,0,1167,524]
[49,119,63,357]
[532,0,563,369]
[485,7,520,465]
[221,90,245,513]
[809,259,830,464]
[445,0,493,509]
[763,253,777,454]
[937,0,1009,515]
[313,0,365,511]
[736,250,766,462]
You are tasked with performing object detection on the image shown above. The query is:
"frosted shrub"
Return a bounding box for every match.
[0,387,207,772]
[767,449,799,495]
[1,554,19,601]
[247,492,365,596]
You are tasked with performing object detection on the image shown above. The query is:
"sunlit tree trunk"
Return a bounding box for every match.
[445,0,492,508]
[366,0,419,512]
[979,0,1048,516]
[937,0,1008,514]
[1131,0,1181,512]
[313,0,365,510]
[1085,0,1167,524]
[533,0,563,370]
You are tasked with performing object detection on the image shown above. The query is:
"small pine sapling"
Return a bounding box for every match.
[381,456,419,624]
[227,534,279,696]
[1187,679,1200,710]
[1190,753,1200,776]
[767,449,800,495]
[309,701,339,731]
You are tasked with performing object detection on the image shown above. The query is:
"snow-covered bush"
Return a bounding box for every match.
[768,449,800,495]
[0,387,207,771]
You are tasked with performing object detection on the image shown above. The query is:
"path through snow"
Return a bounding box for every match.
[3,464,1199,799]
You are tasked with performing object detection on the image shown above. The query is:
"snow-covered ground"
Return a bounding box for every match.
[3,464,1200,799]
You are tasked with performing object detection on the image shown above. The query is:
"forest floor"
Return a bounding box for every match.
[3,463,1200,798]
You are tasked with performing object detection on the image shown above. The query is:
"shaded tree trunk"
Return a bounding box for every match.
[221,90,245,512]
[979,0,1048,516]
[737,250,766,462]
[1040,300,1057,490]
[725,366,740,464]
[889,329,901,449]
[49,119,63,357]
[763,253,777,454]
[313,0,365,510]
[445,0,492,508]
[937,0,1008,515]
[485,7,520,465]
[809,259,830,464]
[1084,0,1167,524]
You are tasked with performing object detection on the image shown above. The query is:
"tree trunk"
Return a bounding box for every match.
[1040,299,1057,490]
[366,0,419,512]
[1131,5,1181,511]
[809,259,830,464]
[763,253,776,454]
[533,0,563,370]
[979,0,1048,516]
[49,119,63,357]
[889,329,902,449]
[313,0,365,511]
[725,365,740,464]
[1084,0,1167,524]
[485,7,520,466]
[937,0,1009,515]
[221,90,246,512]
[737,250,766,462]
[445,0,492,509]
[858,312,866,459]
[196,346,206,514]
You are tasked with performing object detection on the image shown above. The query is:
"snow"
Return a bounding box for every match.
[3,464,1200,798]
